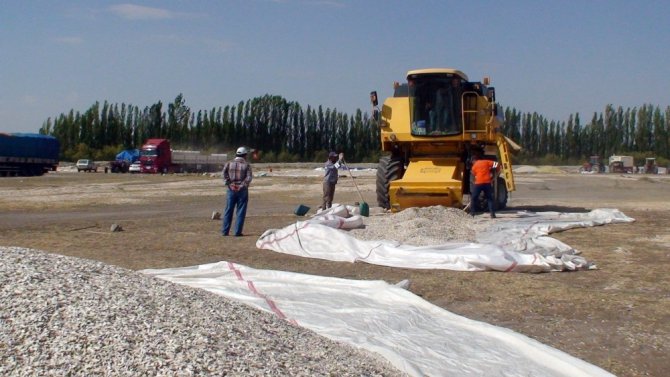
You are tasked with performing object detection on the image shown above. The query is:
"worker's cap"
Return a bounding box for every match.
[328,151,338,158]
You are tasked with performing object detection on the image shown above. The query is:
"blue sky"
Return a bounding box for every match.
[2,0,669,134]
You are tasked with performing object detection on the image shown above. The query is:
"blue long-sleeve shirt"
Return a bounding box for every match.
[324,160,338,185]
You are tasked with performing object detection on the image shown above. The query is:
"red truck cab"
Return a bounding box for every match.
[140,139,172,174]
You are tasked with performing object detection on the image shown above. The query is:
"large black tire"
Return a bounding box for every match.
[474,189,486,213]
[376,156,404,210]
[474,176,508,212]
[495,176,508,210]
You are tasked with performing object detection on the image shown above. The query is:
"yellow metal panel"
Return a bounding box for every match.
[400,158,461,182]
[389,158,465,212]
[381,97,410,132]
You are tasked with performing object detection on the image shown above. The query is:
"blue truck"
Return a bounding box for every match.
[0,133,60,176]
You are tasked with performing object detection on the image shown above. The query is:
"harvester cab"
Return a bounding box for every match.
[371,68,517,212]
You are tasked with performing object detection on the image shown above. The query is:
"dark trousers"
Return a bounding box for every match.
[222,187,248,236]
[471,183,495,215]
[322,182,336,209]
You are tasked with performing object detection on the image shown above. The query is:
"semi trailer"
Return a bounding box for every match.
[0,133,60,177]
[139,138,228,173]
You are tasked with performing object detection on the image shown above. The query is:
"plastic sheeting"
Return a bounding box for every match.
[256,207,634,272]
[142,262,614,377]
[115,149,139,162]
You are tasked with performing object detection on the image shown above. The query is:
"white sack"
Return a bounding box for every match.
[307,214,364,229]
[142,261,614,377]
[314,203,350,217]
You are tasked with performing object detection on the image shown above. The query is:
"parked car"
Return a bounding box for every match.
[128,162,141,174]
[76,159,98,172]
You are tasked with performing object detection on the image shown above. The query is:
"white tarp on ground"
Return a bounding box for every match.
[142,262,614,377]
[256,208,634,272]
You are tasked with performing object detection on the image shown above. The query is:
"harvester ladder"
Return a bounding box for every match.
[496,134,516,192]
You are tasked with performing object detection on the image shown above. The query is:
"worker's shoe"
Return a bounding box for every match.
[490,213,497,219]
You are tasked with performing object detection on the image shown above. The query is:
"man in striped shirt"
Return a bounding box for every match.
[222,146,253,236]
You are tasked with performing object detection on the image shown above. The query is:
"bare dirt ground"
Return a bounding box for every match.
[1,165,668,377]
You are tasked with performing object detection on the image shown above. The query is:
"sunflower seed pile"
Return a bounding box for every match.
[0,246,404,377]
[349,206,479,245]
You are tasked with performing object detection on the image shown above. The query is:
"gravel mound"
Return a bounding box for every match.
[0,246,405,377]
[349,206,478,245]
[513,165,539,174]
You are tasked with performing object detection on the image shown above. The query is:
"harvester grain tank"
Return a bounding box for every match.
[370,68,517,212]
[0,133,59,176]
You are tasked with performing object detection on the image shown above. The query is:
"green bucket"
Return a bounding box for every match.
[359,202,369,217]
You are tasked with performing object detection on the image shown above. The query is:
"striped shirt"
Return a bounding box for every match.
[223,157,252,188]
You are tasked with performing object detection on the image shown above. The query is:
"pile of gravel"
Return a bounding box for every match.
[349,206,478,245]
[0,246,405,376]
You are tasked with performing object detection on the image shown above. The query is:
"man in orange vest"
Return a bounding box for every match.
[470,148,499,218]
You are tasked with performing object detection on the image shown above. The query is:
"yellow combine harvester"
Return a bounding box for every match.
[370,68,518,212]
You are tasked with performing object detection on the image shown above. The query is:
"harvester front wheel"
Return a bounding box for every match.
[495,177,508,210]
[376,156,404,210]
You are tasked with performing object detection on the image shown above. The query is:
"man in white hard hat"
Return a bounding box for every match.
[222,146,253,236]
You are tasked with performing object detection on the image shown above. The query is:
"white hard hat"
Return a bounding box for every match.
[236,146,249,156]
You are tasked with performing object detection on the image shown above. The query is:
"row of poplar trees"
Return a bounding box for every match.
[503,104,670,165]
[40,94,670,165]
[40,94,375,163]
